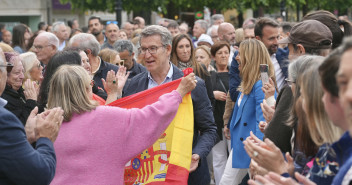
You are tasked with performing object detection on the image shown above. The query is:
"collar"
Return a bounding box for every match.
[0,97,7,107]
[91,57,102,75]
[147,62,173,84]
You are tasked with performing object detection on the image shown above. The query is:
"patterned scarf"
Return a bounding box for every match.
[177,61,193,71]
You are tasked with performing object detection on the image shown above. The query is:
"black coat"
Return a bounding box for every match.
[1,85,37,125]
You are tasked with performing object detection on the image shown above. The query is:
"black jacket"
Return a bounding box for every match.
[1,85,37,125]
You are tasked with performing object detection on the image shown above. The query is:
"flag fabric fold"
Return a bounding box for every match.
[109,78,194,185]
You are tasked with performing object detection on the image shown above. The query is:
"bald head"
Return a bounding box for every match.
[218,22,236,45]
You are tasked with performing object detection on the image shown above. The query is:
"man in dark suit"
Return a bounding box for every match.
[123,25,217,185]
[0,48,64,185]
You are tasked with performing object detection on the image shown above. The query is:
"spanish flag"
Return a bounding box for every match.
[109,72,194,185]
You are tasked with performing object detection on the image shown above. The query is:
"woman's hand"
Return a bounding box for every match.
[248,172,316,185]
[243,132,289,175]
[214,90,227,101]
[250,159,269,179]
[259,121,267,133]
[23,79,38,101]
[262,78,275,99]
[261,100,275,123]
[102,70,118,95]
[116,66,130,95]
[176,73,196,98]
[224,126,231,139]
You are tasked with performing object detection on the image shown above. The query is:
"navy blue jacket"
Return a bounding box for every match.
[229,47,289,102]
[123,64,217,185]
[93,58,119,92]
[0,106,56,185]
[127,59,147,79]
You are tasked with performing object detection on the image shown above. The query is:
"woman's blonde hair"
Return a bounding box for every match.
[98,48,118,64]
[19,52,38,81]
[0,42,14,52]
[300,64,343,145]
[47,65,98,122]
[238,39,275,94]
[195,45,211,66]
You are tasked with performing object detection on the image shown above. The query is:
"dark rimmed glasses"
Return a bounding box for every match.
[138,45,165,55]
[0,63,14,73]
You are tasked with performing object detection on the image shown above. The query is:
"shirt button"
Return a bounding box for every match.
[240,137,243,141]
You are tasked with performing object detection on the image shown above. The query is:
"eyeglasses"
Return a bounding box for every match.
[285,78,295,86]
[106,21,118,25]
[138,45,165,55]
[0,63,14,73]
[32,45,51,51]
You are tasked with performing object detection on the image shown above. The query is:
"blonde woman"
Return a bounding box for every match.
[195,45,215,72]
[20,52,43,85]
[48,65,197,185]
[98,48,123,67]
[221,39,276,184]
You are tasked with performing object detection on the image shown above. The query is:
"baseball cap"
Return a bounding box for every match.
[278,20,332,49]
[197,34,214,46]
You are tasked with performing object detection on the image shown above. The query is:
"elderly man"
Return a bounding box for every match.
[0,47,64,184]
[101,23,120,49]
[123,25,217,185]
[32,32,59,70]
[211,14,224,26]
[121,22,134,39]
[113,40,146,79]
[88,16,105,45]
[68,33,118,97]
[218,22,236,64]
[133,16,145,29]
[192,20,208,46]
[52,21,69,51]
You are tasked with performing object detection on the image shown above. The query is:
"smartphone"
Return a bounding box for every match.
[260,64,269,84]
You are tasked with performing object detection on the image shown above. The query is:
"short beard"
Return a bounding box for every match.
[92,31,101,36]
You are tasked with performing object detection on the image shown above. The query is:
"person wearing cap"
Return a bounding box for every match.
[278,19,333,60]
[197,34,214,48]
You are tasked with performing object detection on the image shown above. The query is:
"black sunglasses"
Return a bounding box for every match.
[0,63,14,73]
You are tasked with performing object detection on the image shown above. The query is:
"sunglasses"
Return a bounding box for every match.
[0,63,14,73]
[115,60,125,66]
[106,21,118,25]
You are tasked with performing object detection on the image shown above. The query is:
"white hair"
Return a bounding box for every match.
[37,32,59,50]
[68,33,100,57]
[52,21,66,33]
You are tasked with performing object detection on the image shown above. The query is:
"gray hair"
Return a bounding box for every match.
[211,14,224,24]
[289,55,325,82]
[207,25,219,36]
[37,32,59,50]
[52,21,66,33]
[195,20,208,31]
[68,33,100,57]
[113,40,134,55]
[139,25,172,46]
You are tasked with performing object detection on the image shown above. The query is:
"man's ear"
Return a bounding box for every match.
[255,36,261,41]
[296,44,306,55]
[165,44,172,55]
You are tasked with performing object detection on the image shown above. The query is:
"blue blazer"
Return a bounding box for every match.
[123,64,218,185]
[229,47,289,102]
[230,80,265,169]
[0,106,56,185]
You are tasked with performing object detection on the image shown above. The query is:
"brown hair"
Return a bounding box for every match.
[170,34,208,79]
[210,41,230,57]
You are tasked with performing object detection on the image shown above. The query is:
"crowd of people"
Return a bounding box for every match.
[1,10,352,185]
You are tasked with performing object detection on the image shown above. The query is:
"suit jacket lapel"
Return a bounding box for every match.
[234,93,249,126]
